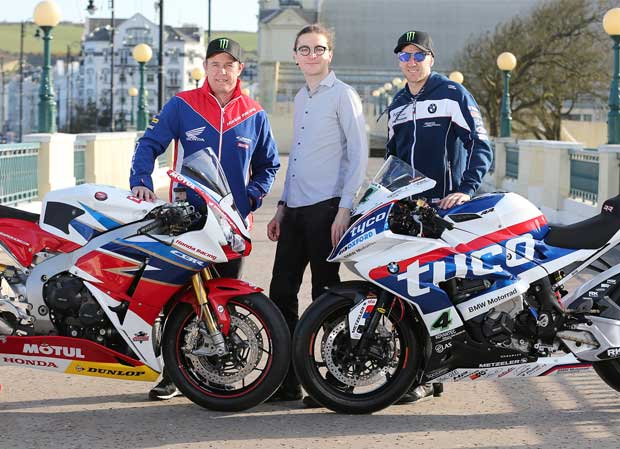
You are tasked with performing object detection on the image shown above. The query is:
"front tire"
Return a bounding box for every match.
[292,291,421,414]
[593,359,620,392]
[162,293,290,411]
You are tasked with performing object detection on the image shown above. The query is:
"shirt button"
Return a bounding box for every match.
[305,111,308,114]
[301,127,304,130]
[292,174,296,177]
[297,142,301,145]
[294,158,297,161]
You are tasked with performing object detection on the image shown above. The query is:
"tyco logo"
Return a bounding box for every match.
[350,212,386,237]
[406,31,416,41]
[219,38,229,49]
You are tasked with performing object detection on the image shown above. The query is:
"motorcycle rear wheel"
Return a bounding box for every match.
[162,293,290,411]
[292,292,421,414]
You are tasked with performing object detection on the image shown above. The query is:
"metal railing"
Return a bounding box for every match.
[0,143,40,205]
[569,148,599,204]
[74,139,86,185]
[505,143,519,179]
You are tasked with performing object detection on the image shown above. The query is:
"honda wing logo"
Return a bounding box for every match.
[219,39,229,49]
[185,127,205,142]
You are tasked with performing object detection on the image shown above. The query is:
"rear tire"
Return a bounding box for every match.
[162,293,290,411]
[292,292,421,414]
[593,359,620,392]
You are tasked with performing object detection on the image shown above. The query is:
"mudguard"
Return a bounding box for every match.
[173,278,263,335]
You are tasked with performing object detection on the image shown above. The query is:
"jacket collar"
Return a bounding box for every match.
[201,78,243,104]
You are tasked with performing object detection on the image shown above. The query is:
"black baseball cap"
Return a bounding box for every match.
[206,37,243,62]
[394,30,434,55]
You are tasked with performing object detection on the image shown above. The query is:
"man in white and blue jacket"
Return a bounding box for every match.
[387,30,493,210]
[387,30,493,404]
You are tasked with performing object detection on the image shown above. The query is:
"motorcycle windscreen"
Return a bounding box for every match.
[352,156,436,216]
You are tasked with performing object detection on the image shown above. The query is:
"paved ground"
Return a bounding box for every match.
[2,156,620,449]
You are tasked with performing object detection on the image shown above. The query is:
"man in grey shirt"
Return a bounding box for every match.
[266,24,368,404]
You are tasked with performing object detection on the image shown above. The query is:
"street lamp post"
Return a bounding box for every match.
[449,71,464,84]
[34,1,61,133]
[191,67,204,88]
[128,86,138,129]
[497,52,517,138]
[604,8,620,144]
[133,43,152,131]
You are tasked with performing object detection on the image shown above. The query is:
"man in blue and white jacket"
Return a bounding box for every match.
[387,30,493,210]
[386,30,493,404]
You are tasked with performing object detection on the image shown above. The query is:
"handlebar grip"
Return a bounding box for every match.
[138,218,163,234]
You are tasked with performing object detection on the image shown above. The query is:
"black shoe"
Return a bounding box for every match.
[396,383,434,405]
[302,395,322,408]
[266,386,302,402]
[148,377,182,401]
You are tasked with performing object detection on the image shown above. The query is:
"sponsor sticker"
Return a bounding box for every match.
[94,191,108,201]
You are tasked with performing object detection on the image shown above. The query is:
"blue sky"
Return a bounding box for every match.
[3,0,260,31]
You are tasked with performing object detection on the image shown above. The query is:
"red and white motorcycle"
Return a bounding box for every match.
[0,149,289,411]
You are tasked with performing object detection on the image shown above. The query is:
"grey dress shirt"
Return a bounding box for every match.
[281,71,368,209]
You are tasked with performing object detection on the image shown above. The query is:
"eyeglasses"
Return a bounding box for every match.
[398,51,431,63]
[295,45,328,56]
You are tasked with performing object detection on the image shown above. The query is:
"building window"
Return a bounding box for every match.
[125,27,153,46]
[147,73,155,83]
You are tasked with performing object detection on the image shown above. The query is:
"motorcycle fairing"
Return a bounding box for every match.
[0,335,159,381]
[0,218,80,268]
[40,184,164,246]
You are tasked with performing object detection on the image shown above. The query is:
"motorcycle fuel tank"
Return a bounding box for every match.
[40,185,164,246]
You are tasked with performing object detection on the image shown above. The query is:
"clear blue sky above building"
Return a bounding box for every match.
[3,0,259,31]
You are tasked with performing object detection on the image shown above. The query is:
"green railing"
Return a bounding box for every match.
[505,143,519,179]
[74,139,86,185]
[0,143,40,205]
[569,148,599,204]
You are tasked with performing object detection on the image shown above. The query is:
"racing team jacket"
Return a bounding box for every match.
[130,80,279,218]
[386,72,493,202]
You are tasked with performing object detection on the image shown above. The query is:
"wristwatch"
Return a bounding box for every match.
[277,200,286,207]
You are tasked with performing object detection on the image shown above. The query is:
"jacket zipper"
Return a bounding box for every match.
[410,97,417,170]
[447,161,453,193]
[209,92,241,160]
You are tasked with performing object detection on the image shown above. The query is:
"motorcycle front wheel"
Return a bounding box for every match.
[162,293,290,411]
[292,292,421,414]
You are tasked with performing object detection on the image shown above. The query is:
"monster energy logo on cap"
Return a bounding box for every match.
[206,37,243,61]
[394,30,434,55]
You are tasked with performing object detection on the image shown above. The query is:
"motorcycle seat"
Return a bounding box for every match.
[0,204,40,223]
[544,195,620,250]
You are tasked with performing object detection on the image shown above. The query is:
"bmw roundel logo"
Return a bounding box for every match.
[428,103,437,113]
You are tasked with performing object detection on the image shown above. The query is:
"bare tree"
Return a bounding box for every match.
[455,0,612,140]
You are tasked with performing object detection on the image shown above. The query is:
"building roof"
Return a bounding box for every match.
[259,8,317,24]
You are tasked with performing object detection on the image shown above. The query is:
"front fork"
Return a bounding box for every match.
[353,290,395,353]
[191,267,228,356]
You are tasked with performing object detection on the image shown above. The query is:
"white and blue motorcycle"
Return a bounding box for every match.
[292,156,620,414]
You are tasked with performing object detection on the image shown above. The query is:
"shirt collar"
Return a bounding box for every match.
[306,71,337,94]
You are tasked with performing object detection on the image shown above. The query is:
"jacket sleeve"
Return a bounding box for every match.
[451,89,494,197]
[337,87,369,209]
[246,112,280,211]
[129,97,180,191]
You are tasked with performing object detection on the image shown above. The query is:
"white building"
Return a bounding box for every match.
[80,13,205,128]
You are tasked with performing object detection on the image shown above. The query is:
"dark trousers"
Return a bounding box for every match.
[269,197,341,391]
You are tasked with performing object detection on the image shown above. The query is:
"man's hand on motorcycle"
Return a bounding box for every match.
[132,186,158,202]
[331,208,350,247]
[438,192,470,209]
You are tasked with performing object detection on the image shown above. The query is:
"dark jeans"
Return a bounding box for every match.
[269,197,341,392]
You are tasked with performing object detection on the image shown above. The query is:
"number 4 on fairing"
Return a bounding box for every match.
[432,310,452,330]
